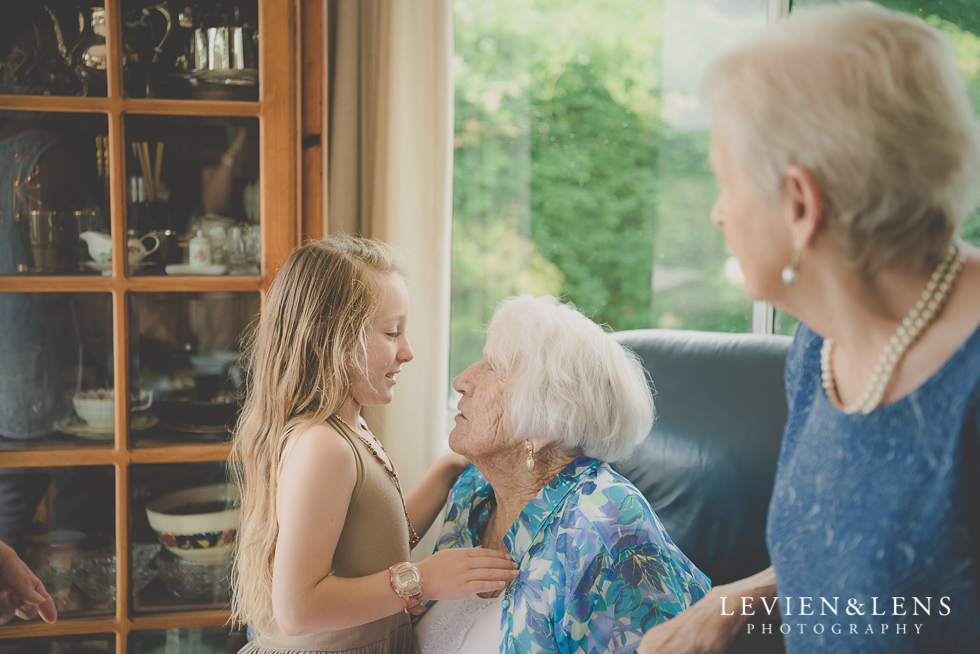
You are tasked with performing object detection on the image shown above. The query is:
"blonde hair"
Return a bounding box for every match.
[230,235,406,636]
[702,3,980,274]
[484,295,654,462]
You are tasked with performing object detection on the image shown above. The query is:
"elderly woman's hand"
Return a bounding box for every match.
[416,547,519,602]
[638,567,777,654]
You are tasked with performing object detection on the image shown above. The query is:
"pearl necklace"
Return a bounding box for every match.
[821,245,966,415]
[333,414,420,548]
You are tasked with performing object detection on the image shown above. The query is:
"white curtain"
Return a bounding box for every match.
[326,0,455,493]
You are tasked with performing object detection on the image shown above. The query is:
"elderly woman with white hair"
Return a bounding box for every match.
[413,295,710,654]
[640,4,980,653]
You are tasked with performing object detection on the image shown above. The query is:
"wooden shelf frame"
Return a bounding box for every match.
[0,0,300,649]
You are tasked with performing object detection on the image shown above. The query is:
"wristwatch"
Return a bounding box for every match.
[388,561,427,615]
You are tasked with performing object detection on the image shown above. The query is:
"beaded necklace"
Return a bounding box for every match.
[333,414,420,548]
[821,244,966,415]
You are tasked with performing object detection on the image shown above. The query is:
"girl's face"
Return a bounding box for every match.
[351,272,414,408]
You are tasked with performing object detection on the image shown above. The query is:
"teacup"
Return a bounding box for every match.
[73,388,153,429]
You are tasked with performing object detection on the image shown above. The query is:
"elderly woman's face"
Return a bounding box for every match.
[709,107,791,301]
[450,358,511,460]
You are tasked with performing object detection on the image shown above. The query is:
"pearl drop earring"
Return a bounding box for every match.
[524,440,535,470]
[781,251,801,286]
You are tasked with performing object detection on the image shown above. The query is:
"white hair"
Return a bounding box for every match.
[483,295,654,462]
[702,2,980,274]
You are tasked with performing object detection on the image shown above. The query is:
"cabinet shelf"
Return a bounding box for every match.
[0,94,261,118]
[121,99,261,118]
[0,443,233,468]
[0,275,264,293]
[0,610,231,639]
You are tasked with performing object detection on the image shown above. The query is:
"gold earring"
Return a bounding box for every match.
[525,440,535,470]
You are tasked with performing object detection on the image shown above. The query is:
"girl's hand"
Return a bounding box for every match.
[416,547,519,601]
[434,452,471,482]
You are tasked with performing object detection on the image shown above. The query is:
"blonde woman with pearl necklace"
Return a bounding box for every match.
[641,4,980,653]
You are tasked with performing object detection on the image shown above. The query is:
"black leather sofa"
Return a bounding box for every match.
[613,328,793,652]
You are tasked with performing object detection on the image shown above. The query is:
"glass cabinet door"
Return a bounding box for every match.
[0,292,113,449]
[0,4,109,98]
[0,634,115,654]
[131,462,234,613]
[131,291,259,447]
[124,116,260,277]
[130,627,243,653]
[0,112,109,277]
[0,465,115,618]
[0,0,298,651]
[121,0,259,101]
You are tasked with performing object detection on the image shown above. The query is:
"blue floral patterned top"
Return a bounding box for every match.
[428,456,711,654]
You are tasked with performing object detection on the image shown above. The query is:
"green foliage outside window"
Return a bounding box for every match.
[450,0,763,383]
[453,0,980,367]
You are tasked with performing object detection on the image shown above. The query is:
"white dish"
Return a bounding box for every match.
[165,264,227,276]
[54,414,159,440]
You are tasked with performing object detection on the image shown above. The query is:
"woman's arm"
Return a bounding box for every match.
[404,453,471,538]
[637,567,778,654]
[201,127,248,215]
[271,427,514,636]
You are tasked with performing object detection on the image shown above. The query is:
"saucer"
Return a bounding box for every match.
[54,414,159,440]
[84,261,112,275]
[178,68,258,87]
[84,261,151,275]
[165,264,227,276]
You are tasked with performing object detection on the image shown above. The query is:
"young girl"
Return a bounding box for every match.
[231,237,518,654]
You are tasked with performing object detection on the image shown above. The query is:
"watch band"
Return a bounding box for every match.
[389,562,427,615]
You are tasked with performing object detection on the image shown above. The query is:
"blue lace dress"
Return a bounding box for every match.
[767,323,980,652]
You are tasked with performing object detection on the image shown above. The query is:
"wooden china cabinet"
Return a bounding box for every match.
[0,1,314,652]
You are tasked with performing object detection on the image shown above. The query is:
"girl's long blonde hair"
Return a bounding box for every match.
[230,236,405,636]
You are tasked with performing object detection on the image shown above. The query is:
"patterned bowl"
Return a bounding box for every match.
[145,484,240,562]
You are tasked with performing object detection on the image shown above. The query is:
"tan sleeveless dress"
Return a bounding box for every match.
[239,416,413,654]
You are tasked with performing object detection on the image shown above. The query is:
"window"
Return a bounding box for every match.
[450,0,770,386]
[451,0,980,361]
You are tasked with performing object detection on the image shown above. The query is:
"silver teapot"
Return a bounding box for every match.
[47,4,172,96]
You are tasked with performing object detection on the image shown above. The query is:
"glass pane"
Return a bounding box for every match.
[122,0,259,101]
[132,463,236,613]
[124,116,260,277]
[791,1,980,248]
[0,292,114,449]
[0,466,115,618]
[0,4,108,97]
[0,112,110,277]
[652,0,766,334]
[131,292,258,447]
[450,0,765,386]
[131,626,245,654]
[0,634,114,654]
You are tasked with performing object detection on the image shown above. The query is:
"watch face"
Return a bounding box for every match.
[394,564,421,589]
[394,566,421,587]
